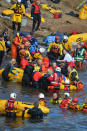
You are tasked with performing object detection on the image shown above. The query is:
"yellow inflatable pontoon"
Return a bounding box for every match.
[0,67,24,83]
[0,100,50,118]
[68,33,87,44]
[2,9,14,15]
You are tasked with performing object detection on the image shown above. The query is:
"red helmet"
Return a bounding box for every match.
[55,36,60,41]
[22,37,27,42]
[24,43,30,49]
[26,35,31,40]
[72,97,78,103]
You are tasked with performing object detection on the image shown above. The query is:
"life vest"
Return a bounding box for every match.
[68,68,79,84]
[69,102,80,110]
[60,99,70,108]
[20,58,29,69]
[48,66,58,73]
[33,72,43,81]
[83,104,87,112]
[47,73,59,81]
[50,42,59,53]
[39,99,46,107]
[14,4,23,14]
[32,3,40,14]
[74,48,85,62]
[6,98,15,110]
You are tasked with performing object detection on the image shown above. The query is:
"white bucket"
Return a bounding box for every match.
[21,19,27,27]
[6,0,11,3]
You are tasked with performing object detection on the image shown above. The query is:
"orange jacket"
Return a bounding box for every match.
[11,36,21,59]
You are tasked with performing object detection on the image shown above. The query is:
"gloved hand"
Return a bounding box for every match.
[4,52,7,56]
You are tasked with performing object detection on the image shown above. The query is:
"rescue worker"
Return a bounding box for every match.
[31,0,41,34]
[32,59,46,88]
[28,101,43,119]
[60,92,72,108]
[67,65,79,85]
[63,35,73,53]
[6,93,16,118]
[20,53,29,69]
[0,34,7,66]
[38,93,46,107]
[50,93,62,104]
[72,43,86,68]
[11,0,25,34]
[3,28,11,53]
[57,49,75,68]
[69,97,80,111]
[56,67,65,82]
[22,65,34,86]
[49,62,58,73]
[47,67,64,87]
[47,36,63,61]
[80,98,87,112]
[2,59,17,81]
[11,33,22,64]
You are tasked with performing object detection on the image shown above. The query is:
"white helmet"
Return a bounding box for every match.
[39,47,46,53]
[10,93,16,99]
[38,93,45,99]
[65,79,70,84]
[56,67,61,72]
[64,92,70,97]
[64,35,68,40]
[17,0,21,3]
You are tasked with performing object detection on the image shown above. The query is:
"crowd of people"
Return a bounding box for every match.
[0,0,87,120]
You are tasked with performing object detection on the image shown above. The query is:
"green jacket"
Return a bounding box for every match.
[74,48,85,62]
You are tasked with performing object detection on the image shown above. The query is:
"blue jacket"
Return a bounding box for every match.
[44,35,55,47]
[30,37,38,47]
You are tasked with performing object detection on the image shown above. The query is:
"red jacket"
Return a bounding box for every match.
[20,58,29,69]
[47,73,59,81]
[32,3,40,14]
[48,66,58,73]
[60,98,72,108]
[33,72,43,81]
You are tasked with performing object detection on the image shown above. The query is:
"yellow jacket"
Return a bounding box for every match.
[62,42,73,51]
[11,3,25,22]
[11,3,25,15]
[47,41,63,55]
[0,40,6,52]
[68,68,79,84]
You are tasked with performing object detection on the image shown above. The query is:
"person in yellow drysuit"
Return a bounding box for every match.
[47,36,63,61]
[62,35,73,53]
[67,65,79,85]
[11,0,25,34]
[0,34,7,66]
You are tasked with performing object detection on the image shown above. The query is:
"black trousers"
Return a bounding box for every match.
[12,22,21,32]
[0,51,4,66]
[32,14,41,32]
